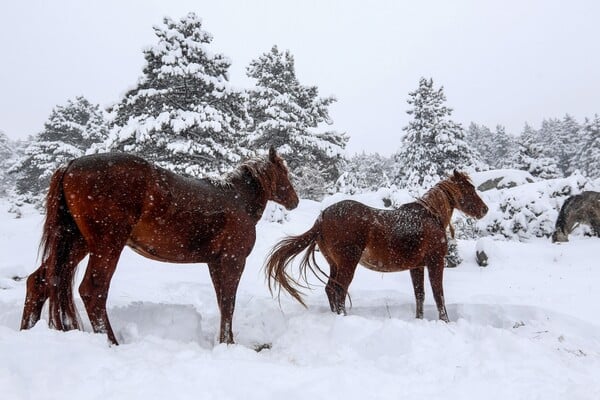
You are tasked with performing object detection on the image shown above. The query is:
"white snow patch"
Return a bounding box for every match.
[1,196,599,399]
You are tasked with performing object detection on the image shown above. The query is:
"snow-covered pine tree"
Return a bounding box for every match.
[513,123,562,179]
[0,130,16,196]
[392,77,485,191]
[335,152,393,194]
[246,45,348,199]
[465,123,494,166]
[10,96,108,205]
[576,115,600,178]
[491,124,517,168]
[558,114,582,174]
[539,118,565,171]
[107,13,251,177]
[0,130,13,158]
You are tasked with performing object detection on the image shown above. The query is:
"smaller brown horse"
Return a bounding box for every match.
[21,147,298,345]
[265,171,488,321]
[552,191,600,242]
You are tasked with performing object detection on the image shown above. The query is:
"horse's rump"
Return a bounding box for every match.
[553,191,600,242]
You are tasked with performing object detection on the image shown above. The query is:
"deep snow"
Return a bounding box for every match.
[1,195,599,400]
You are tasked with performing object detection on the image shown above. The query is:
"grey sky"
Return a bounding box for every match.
[1,0,599,155]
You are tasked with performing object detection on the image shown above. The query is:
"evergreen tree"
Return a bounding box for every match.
[393,77,485,191]
[11,96,108,205]
[538,118,564,171]
[0,130,12,158]
[0,130,16,196]
[335,152,393,194]
[576,115,600,178]
[492,124,517,168]
[466,123,515,169]
[559,114,582,174]
[107,13,251,176]
[246,45,348,199]
[465,123,494,166]
[512,123,561,179]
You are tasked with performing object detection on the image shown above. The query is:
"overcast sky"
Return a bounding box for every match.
[1,0,599,155]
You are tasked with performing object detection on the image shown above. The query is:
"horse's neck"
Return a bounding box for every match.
[418,184,455,228]
[228,173,269,221]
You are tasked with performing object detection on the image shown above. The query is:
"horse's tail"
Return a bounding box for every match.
[42,162,82,330]
[265,217,328,307]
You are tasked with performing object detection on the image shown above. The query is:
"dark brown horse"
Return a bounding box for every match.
[21,147,298,345]
[552,191,600,242]
[265,171,488,321]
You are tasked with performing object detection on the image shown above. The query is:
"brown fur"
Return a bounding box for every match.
[21,147,298,345]
[552,191,600,242]
[265,171,488,320]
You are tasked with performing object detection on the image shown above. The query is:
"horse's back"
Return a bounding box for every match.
[581,191,600,203]
[579,191,600,224]
[319,199,440,240]
[61,154,163,235]
[320,200,379,236]
[318,200,445,271]
[64,153,156,199]
[565,191,600,215]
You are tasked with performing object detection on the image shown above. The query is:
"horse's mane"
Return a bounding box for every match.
[212,154,280,194]
[417,173,472,228]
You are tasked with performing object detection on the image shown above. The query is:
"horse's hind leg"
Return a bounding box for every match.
[324,264,341,313]
[322,247,360,315]
[427,253,450,323]
[409,267,425,319]
[55,236,88,331]
[21,263,50,330]
[79,246,123,345]
[22,231,88,331]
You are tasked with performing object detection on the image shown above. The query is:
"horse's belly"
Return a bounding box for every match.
[128,222,211,263]
[126,237,199,263]
[359,249,412,272]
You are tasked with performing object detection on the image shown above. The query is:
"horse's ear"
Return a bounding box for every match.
[269,146,277,162]
[453,170,460,179]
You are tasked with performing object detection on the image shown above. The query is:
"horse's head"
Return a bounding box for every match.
[450,170,488,219]
[266,146,299,210]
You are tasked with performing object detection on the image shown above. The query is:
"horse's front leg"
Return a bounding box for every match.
[426,254,450,323]
[208,256,245,345]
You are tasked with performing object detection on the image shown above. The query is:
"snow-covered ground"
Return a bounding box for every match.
[1,195,599,400]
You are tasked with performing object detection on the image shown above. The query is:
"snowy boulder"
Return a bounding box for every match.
[475,238,492,267]
[471,169,535,192]
[476,249,488,267]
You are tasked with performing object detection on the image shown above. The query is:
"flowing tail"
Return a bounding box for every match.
[265,218,328,307]
[42,163,83,330]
